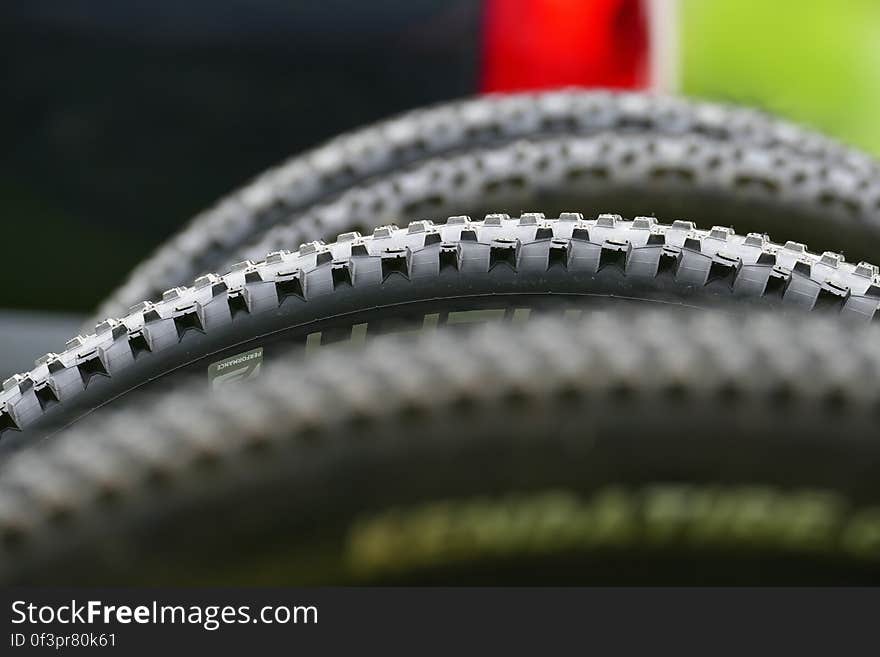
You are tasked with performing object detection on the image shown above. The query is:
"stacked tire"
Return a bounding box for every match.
[3,92,880,584]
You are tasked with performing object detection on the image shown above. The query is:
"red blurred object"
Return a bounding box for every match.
[481,0,650,92]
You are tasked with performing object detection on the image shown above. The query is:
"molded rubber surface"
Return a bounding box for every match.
[234,133,880,274]
[5,212,880,454]
[3,310,880,584]
[91,91,880,323]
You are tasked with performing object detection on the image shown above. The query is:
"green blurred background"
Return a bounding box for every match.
[682,0,880,156]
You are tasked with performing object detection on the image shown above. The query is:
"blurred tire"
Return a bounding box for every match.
[91,91,880,323]
[4,309,880,584]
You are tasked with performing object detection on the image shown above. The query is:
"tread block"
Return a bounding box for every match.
[596,213,619,228]
[676,251,712,285]
[195,273,220,289]
[515,241,550,272]
[764,267,792,298]
[161,287,184,302]
[706,254,742,288]
[95,319,127,340]
[244,269,264,284]
[381,250,410,279]
[77,353,109,388]
[0,408,19,436]
[568,240,602,273]
[173,307,205,340]
[709,226,733,241]
[331,263,353,288]
[744,233,767,247]
[815,281,850,311]
[407,220,430,233]
[265,250,289,265]
[275,273,305,303]
[143,306,163,323]
[484,213,508,226]
[128,332,152,359]
[548,240,569,270]
[820,252,843,268]
[626,246,663,278]
[855,262,879,279]
[439,245,460,271]
[489,239,519,270]
[683,236,702,251]
[424,232,442,246]
[656,248,683,278]
[757,251,777,266]
[101,336,137,374]
[34,383,60,410]
[571,227,590,241]
[2,375,23,393]
[458,242,492,273]
[598,240,630,272]
[227,291,250,319]
[47,356,66,374]
[409,245,442,278]
[351,243,370,257]
[211,280,229,297]
[783,275,822,309]
[793,260,812,276]
[304,266,335,298]
[298,241,325,255]
[518,212,543,225]
[349,256,383,285]
[35,352,55,367]
[733,264,773,297]
[841,295,880,321]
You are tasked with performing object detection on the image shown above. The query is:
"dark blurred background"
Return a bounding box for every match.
[2,0,481,312]
[3,0,880,326]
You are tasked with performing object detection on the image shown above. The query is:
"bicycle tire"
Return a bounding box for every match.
[4,212,880,455]
[90,91,880,323]
[3,309,880,584]
[233,133,880,269]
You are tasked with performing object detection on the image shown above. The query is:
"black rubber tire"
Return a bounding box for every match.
[90,91,880,323]
[3,310,880,584]
[4,212,880,455]
[235,133,880,275]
